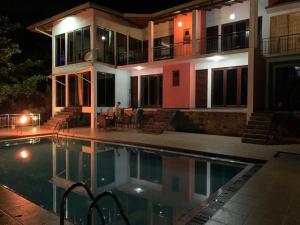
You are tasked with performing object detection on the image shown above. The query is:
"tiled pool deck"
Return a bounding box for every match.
[0,127,300,225]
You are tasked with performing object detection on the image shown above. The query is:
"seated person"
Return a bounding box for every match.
[113,101,121,118]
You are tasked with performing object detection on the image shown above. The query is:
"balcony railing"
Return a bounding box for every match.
[204,30,249,54]
[260,33,300,56]
[153,31,249,61]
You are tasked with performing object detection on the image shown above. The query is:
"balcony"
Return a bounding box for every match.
[152,31,249,61]
[260,33,300,56]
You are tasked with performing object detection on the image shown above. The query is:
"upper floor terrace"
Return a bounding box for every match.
[28,0,300,69]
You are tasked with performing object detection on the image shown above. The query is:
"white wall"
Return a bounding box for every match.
[206,1,250,28]
[93,63,131,112]
[195,52,248,108]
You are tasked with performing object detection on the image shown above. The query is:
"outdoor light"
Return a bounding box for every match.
[18,149,30,160]
[61,16,76,32]
[209,55,224,62]
[229,13,236,20]
[32,116,38,121]
[20,115,28,125]
[135,66,144,71]
[177,21,183,27]
[134,187,144,193]
[101,35,106,41]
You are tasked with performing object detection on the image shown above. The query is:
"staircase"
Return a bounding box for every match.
[142,110,177,134]
[242,112,274,145]
[43,106,81,130]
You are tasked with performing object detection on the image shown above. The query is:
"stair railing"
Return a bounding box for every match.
[60,183,105,225]
[52,121,61,136]
[87,191,131,225]
[161,110,178,133]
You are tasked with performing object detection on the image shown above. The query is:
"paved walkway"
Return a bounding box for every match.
[61,128,300,161]
[1,127,300,225]
[0,127,51,140]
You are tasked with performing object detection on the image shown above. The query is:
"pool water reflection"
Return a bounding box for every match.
[0,137,247,225]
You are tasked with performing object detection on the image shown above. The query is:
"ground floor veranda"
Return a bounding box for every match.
[0,128,300,224]
[51,51,300,129]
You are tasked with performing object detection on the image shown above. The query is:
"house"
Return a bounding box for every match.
[28,0,300,131]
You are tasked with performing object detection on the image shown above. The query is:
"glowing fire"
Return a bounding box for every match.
[20,115,28,124]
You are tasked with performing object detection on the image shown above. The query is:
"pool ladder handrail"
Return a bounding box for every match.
[87,191,131,225]
[60,182,105,225]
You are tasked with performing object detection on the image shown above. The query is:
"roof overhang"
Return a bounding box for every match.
[28,0,248,36]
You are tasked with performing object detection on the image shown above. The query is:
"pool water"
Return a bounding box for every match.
[0,137,249,225]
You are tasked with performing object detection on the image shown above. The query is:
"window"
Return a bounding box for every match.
[212,66,248,107]
[140,152,162,184]
[97,72,115,107]
[128,37,142,64]
[154,35,174,60]
[206,26,219,53]
[141,74,163,107]
[67,26,91,64]
[172,70,180,86]
[96,27,115,65]
[222,20,249,51]
[116,33,127,66]
[82,72,91,107]
[142,40,148,62]
[56,76,65,107]
[67,32,74,64]
[55,34,65,66]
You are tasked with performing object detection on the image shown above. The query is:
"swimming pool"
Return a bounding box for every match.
[0,136,253,225]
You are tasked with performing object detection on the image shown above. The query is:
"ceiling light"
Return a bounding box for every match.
[101,36,106,41]
[209,55,224,62]
[134,187,144,193]
[135,66,143,71]
[229,13,236,20]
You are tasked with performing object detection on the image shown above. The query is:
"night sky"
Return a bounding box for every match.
[1,0,191,67]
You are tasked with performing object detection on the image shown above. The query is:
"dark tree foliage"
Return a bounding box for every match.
[0,16,48,103]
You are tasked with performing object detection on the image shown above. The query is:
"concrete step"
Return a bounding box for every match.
[250,116,273,122]
[241,137,268,145]
[247,124,269,130]
[243,129,269,135]
[251,112,273,117]
[243,133,269,139]
[248,120,272,126]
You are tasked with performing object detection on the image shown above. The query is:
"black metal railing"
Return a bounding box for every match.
[260,33,300,56]
[60,183,105,225]
[87,191,131,225]
[204,30,249,54]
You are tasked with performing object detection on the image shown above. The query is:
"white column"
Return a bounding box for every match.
[192,10,199,55]
[148,21,154,62]
[91,69,97,128]
[65,74,69,107]
[52,76,56,116]
[206,162,211,197]
[52,143,57,212]
[138,76,141,107]
[247,0,259,119]
[207,69,212,108]
[90,141,97,193]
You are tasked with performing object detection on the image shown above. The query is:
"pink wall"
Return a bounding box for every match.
[162,156,195,201]
[163,62,195,108]
[173,11,206,56]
